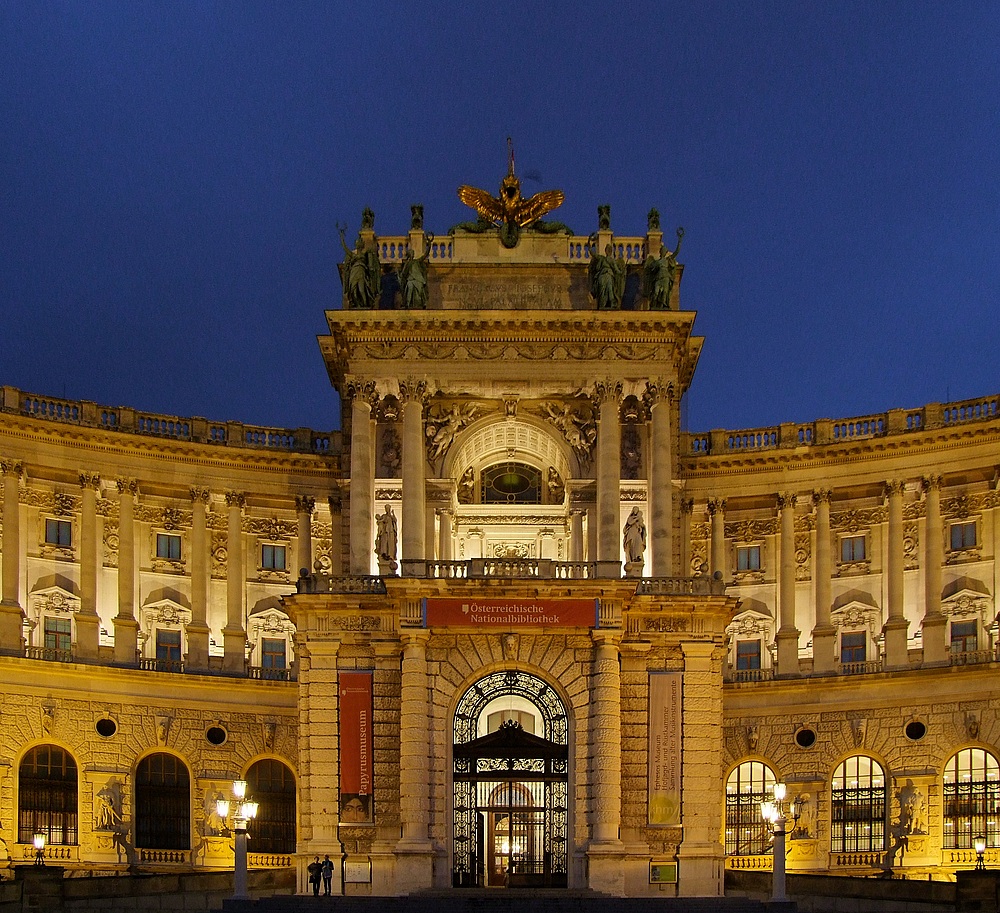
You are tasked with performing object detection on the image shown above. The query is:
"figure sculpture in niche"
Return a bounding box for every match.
[623,507,647,573]
[375,504,398,573]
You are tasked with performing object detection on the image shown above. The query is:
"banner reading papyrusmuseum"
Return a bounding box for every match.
[423,597,598,628]
[339,672,373,823]
[648,672,682,825]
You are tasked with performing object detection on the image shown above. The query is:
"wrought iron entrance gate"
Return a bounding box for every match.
[452,671,569,888]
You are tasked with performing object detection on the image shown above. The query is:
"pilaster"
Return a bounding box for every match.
[222,490,246,674]
[594,380,623,571]
[883,479,909,669]
[775,492,800,676]
[112,477,139,664]
[0,459,25,653]
[186,487,211,670]
[75,472,101,659]
[921,475,947,665]
[811,489,836,674]
[646,379,674,576]
[348,381,378,574]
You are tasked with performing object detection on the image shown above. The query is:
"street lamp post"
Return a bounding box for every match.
[217,779,259,901]
[32,833,46,867]
[974,835,987,871]
[761,782,788,903]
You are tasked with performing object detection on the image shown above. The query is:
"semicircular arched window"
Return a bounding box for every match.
[831,755,886,853]
[246,758,297,854]
[18,745,78,845]
[943,748,999,849]
[135,752,190,850]
[724,760,775,856]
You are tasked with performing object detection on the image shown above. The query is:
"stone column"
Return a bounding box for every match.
[587,630,625,893]
[0,459,24,653]
[883,479,910,669]
[370,641,403,893]
[328,491,344,575]
[680,498,693,577]
[222,491,246,674]
[618,642,652,894]
[676,641,724,897]
[921,475,947,664]
[75,472,101,659]
[707,498,726,578]
[811,489,836,674]
[297,638,341,858]
[112,478,139,664]
[296,496,315,577]
[395,630,433,890]
[646,380,673,576]
[348,382,377,575]
[437,508,453,561]
[570,508,585,563]
[775,493,800,676]
[399,380,427,573]
[594,381,623,573]
[186,488,211,670]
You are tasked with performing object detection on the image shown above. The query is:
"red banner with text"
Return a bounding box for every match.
[339,672,373,824]
[423,597,597,628]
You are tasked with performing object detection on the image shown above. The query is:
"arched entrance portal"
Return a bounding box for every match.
[452,671,569,888]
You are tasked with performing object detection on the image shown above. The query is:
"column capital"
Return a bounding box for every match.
[643,378,674,407]
[776,492,797,511]
[295,495,316,515]
[345,379,379,408]
[79,471,101,491]
[0,459,23,477]
[706,497,726,516]
[397,378,428,404]
[921,474,942,493]
[591,379,623,406]
[591,629,622,649]
[116,477,139,498]
[400,629,430,648]
[225,490,246,510]
[883,479,905,499]
[812,488,832,507]
[680,497,694,515]
[189,486,211,504]
[328,490,343,514]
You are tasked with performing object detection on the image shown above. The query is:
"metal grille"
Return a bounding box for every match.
[943,748,1000,849]
[831,755,886,853]
[453,672,568,887]
[724,760,775,856]
[18,745,78,845]
[135,753,191,850]
[453,670,568,745]
[247,758,297,853]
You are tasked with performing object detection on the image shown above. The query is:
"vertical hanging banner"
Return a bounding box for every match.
[648,672,682,825]
[339,671,374,823]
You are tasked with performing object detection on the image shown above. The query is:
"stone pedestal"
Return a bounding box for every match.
[587,841,627,895]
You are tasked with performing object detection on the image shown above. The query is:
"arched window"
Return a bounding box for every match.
[18,745,78,845]
[135,753,190,850]
[943,748,1000,849]
[725,761,775,856]
[247,759,296,854]
[481,462,542,504]
[831,755,886,853]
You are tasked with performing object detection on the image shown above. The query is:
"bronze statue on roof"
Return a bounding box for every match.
[456,139,566,248]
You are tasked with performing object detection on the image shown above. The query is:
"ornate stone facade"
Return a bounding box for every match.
[0,188,998,895]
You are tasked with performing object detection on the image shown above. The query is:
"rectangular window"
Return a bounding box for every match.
[43,617,72,651]
[840,535,866,562]
[735,640,761,671]
[736,545,761,572]
[44,518,72,547]
[950,620,978,653]
[262,544,286,571]
[155,629,182,662]
[950,521,977,551]
[156,533,182,561]
[841,631,867,663]
[261,637,287,670]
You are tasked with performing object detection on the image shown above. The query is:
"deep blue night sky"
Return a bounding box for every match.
[3,2,998,434]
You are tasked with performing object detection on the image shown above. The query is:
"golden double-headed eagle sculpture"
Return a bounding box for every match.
[458,141,564,229]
